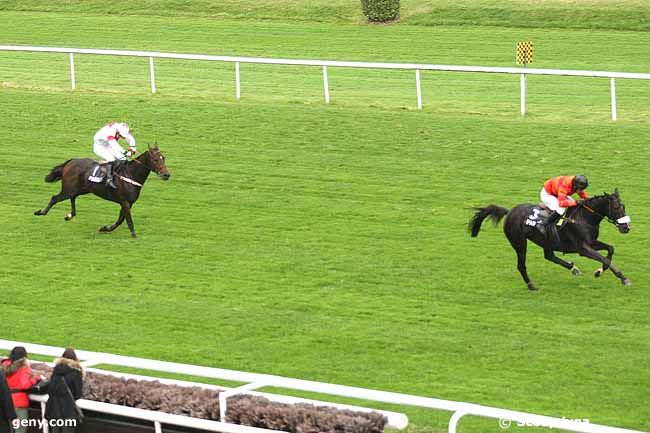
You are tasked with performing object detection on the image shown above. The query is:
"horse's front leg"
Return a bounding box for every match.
[578,243,630,286]
[122,202,137,238]
[543,248,582,275]
[591,240,614,262]
[99,208,125,233]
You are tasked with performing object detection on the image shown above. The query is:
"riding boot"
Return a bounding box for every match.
[540,212,562,244]
[105,163,117,189]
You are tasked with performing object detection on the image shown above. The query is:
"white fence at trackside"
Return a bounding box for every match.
[0,341,647,433]
[2,45,650,120]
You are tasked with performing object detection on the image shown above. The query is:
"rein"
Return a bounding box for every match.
[115,152,148,188]
[579,201,626,227]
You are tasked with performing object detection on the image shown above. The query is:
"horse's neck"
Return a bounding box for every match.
[580,197,607,223]
[124,157,152,183]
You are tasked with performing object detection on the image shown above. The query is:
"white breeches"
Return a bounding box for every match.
[93,139,126,162]
[540,188,569,215]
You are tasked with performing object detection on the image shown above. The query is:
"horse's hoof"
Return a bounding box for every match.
[64,213,73,221]
[571,266,582,276]
[34,210,43,216]
[527,283,538,291]
[131,233,137,239]
[99,226,108,232]
[622,278,631,286]
[594,268,603,278]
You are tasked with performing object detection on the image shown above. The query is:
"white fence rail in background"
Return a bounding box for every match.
[0,340,647,433]
[2,45,650,120]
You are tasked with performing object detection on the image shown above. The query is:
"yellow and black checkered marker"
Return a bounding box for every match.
[516,41,533,65]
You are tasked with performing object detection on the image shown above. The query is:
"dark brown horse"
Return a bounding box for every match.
[468,190,631,290]
[34,145,170,238]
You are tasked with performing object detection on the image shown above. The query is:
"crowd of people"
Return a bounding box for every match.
[0,347,84,433]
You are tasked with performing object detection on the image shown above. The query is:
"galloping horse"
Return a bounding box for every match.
[468,190,631,290]
[34,145,170,238]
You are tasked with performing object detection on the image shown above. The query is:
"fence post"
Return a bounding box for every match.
[610,77,617,121]
[323,65,330,104]
[520,73,526,115]
[149,57,156,94]
[235,62,241,100]
[415,69,422,110]
[69,53,76,90]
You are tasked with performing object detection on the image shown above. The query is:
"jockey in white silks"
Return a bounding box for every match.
[93,122,137,188]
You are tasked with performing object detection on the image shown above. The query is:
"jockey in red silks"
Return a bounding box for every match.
[93,122,137,188]
[538,174,589,238]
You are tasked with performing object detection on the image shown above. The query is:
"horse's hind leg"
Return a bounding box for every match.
[34,191,69,216]
[64,196,77,221]
[543,248,581,275]
[508,238,537,291]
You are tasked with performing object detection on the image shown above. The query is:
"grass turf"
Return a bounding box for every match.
[0,3,649,432]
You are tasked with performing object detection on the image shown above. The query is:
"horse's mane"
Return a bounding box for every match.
[584,194,609,203]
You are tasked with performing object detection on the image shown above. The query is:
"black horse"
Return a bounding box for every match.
[468,190,631,290]
[34,145,170,238]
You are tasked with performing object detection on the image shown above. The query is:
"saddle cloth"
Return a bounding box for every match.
[525,206,547,228]
[525,206,566,233]
[88,163,109,183]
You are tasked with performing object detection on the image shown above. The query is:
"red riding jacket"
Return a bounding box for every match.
[544,175,589,207]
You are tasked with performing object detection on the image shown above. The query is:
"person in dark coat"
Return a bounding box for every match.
[44,349,84,433]
[0,369,17,433]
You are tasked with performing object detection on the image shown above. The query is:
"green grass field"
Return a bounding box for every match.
[1,2,649,432]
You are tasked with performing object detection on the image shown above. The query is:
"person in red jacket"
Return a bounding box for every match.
[538,174,589,240]
[1,347,44,433]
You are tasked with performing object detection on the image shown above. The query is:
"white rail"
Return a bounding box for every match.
[0,340,646,433]
[2,45,650,119]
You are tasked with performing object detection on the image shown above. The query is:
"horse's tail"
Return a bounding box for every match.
[468,205,509,237]
[45,160,72,182]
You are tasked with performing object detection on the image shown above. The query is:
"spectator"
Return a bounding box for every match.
[45,349,84,433]
[0,368,17,433]
[1,347,44,433]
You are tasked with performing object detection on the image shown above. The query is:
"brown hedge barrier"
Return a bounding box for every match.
[33,364,386,433]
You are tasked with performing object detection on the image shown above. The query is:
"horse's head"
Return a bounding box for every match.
[139,144,171,181]
[603,189,630,233]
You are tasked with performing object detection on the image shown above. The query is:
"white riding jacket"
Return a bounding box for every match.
[94,122,136,148]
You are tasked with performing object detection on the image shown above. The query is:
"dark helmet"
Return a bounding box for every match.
[574,174,588,190]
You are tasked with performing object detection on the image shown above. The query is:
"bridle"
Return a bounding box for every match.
[131,150,164,175]
[579,199,630,228]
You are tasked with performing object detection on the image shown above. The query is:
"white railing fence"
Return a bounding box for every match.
[0,340,646,433]
[2,45,650,120]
